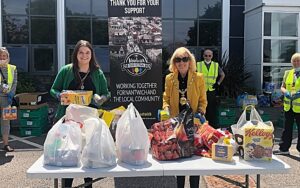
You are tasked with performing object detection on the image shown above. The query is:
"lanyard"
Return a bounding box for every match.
[0,68,7,84]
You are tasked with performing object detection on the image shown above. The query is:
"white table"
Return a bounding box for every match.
[27,154,290,188]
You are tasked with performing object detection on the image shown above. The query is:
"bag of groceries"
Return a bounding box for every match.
[231,105,274,161]
[150,104,195,160]
[115,103,150,165]
[44,117,82,166]
[81,117,117,168]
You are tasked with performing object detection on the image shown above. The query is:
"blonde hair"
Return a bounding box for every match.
[291,52,300,64]
[0,47,9,59]
[168,47,197,73]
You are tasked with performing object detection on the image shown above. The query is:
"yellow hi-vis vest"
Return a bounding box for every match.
[196,61,218,91]
[284,69,300,112]
[0,64,16,93]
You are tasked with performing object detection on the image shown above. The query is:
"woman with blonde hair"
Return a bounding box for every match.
[162,47,207,188]
[274,52,300,156]
[0,47,17,152]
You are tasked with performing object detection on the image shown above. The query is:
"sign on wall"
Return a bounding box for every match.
[108,0,162,128]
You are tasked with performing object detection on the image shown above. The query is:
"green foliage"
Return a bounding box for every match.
[16,73,36,93]
[218,53,252,98]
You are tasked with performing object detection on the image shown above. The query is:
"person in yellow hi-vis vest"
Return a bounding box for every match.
[274,53,300,156]
[196,49,225,128]
[0,47,17,152]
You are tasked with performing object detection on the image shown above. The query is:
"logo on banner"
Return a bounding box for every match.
[121,52,152,76]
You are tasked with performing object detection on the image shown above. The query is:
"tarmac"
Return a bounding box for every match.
[0,119,299,188]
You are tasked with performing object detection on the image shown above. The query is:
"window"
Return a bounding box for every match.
[162,0,173,18]
[263,39,296,63]
[263,12,299,90]
[199,0,222,19]
[264,13,298,37]
[31,17,56,44]
[92,19,108,45]
[174,20,198,47]
[66,0,90,16]
[2,0,29,14]
[7,47,28,72]
[175,0,197,19]
[2,0,57,73]
[92,0,107,17]
[3,16,29,44]
[199,20,221,46]
[66,18,91,44]
[30,0,56,15]
[32,47,55,72]
[263,66,290,90]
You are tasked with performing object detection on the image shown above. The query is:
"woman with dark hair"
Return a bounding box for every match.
[50,40,110,188]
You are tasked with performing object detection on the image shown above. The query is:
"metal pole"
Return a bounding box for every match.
[257,174,261,188]
[245,174,249,188]
[54,178,58,188]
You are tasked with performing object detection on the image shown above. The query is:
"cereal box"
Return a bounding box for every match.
[60,90,92,106]
[243,123,273,161]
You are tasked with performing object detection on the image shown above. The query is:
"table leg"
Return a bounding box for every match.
[257,174,260,188]
[54,178,58,188]
[245,175,249,188]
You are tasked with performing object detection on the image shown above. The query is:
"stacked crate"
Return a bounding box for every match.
[18,105,49,136]
[15,92,48,137]
[216,106,237,128]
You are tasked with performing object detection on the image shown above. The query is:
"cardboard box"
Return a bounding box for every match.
[15,92,47,106]
[243,125,273,161]
[19,103,48,110]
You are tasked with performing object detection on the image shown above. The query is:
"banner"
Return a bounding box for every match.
[108,0,162,128]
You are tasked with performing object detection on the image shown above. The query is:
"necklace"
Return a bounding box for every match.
[78,70,90,90]
[179,88,187,105]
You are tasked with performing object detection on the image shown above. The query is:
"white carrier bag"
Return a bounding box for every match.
[115,103,150,165]
[44,117,82,166]
[81,117,117,168]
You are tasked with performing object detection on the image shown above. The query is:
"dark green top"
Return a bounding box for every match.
[50,64,110,120]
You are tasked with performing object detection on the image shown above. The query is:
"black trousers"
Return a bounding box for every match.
[206,90,217,128]
[177,176,200,188]
[279,109,300,152]
[63,178,93,188]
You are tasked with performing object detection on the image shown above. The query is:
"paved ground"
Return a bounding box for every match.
[0,121,299,188]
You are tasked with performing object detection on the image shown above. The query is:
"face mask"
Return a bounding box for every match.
[0,59,8,65]
[204,60,211,64]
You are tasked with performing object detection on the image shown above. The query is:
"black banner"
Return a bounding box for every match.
[108,0,162,128]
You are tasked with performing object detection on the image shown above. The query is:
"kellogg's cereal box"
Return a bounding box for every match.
[243,124,273,161]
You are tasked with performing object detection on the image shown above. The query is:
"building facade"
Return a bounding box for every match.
[0,0,246,91]
[245,0,300,92]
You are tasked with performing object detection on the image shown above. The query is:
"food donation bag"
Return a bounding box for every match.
[44,117,82,166]
[115,103,150,165]
[81,117,117,168]
[150,105,195,160]
[231,105,274,161]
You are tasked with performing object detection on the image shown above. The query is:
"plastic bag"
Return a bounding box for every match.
[44,117,82,167]
[150,104,195,160]
[81,117,117,168]
[231,105,274,160]
[65,104,99,125]
[115,103,150,165]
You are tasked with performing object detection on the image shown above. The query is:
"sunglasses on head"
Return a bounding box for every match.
[204,54,212,57]
[174,56,190,63]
